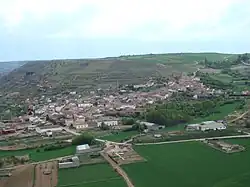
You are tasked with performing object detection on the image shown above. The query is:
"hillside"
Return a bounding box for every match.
[0,53,238,96]
[0,61,27,73]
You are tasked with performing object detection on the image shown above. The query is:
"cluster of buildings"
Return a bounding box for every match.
[0,75,218,138]
[58,144,102,169]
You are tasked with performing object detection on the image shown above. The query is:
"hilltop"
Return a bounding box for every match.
[0,53,238,96]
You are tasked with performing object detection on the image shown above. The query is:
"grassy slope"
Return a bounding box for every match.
[0,145,75,161]
[0,53,235,93]
[123,139,250,187]
[58,163,126,187]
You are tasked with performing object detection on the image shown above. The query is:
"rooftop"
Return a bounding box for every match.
[76,144,90,150]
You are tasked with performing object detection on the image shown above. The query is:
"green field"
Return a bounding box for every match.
[58,163,126,187]
[123,139,250,187]
[192,102,240,123]
[101,131,138,142]
[0,145,75,161]
[210,73,233,83]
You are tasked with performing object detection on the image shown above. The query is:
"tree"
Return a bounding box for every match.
[72,132,95,145]
[121,118,135,125]
[131,123,147,132]
[0,159,3,168]
[245,119,250,128]
[100,122,110,130]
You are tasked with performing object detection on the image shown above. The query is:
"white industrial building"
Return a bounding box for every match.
[186,121,226,132]
[75,144,102,155]
[200,121,226,131]
[36,125,62,134]
[76,144,90,154]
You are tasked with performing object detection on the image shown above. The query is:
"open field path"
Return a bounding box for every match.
[135,134,250,146]
[101,152,134,187]
[229,111,249,123]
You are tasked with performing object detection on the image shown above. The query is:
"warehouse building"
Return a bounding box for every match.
[186,121,226,132]
[35,125,62,134]
[76,144,102,155]
[200,121,226,131]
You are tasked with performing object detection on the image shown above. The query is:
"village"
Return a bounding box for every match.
[0,74,220,140]
[1,73,249,187]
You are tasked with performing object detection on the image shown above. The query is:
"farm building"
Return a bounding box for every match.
[139,121,163,131]
[185,124,200,131]
[76,144,90,154]
[59,156,80,169]
[76,144,102,155]
[35,125,62,134]
[200,121,226,131]
[186,121,226,131]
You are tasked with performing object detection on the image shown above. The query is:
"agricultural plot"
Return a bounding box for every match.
[58,163,126,187]
[33,161,58,187]
[0,145,75,162]
[0,164,34,187]
[101,131,138,142]
[210,73,233,83]
[123,139,250,187]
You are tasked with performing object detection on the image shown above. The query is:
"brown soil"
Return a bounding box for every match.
[34,161,58,187]
[1,165,34,187]
[0,144,28,151]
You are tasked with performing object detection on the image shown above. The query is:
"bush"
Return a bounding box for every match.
[72,132,95,145]
[44,144,68,151]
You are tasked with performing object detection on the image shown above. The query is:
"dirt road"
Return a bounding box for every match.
[101,152,134,187]
[229,111,249,123]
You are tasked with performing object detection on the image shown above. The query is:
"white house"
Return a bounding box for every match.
[74,124,89,130]
[65,118,88,130]
[97,120,118,127]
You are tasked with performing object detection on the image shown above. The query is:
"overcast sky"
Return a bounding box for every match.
[0,0,250,61]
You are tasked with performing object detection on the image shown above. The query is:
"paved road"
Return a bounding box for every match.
[135,134,250,146]
[95,138,128,145]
